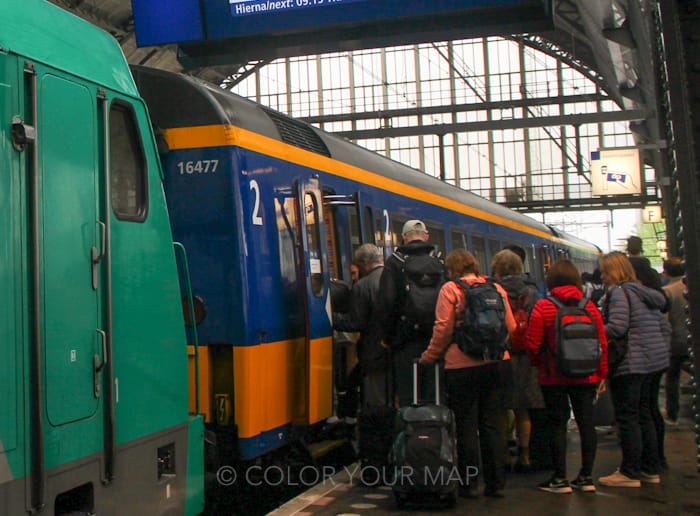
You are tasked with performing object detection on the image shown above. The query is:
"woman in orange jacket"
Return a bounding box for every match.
[421,249,515,498]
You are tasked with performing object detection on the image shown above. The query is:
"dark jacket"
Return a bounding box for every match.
[628,256,664,292]
[526,285,608,386]
[497,274,540,313]
[663,278,690,357]
[378,240,439,347]
[333,265,387,372]
[604,281,671,376]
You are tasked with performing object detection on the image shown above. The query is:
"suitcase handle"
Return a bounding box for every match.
[412,358,441,406]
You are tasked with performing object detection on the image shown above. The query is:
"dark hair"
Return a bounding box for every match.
[545,259,582,291]
[626,235,643,255]
[445,248,480,279]
[663,257,685,277]
[503,244,526,264]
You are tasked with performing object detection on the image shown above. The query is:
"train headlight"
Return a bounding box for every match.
[182,295,206,326]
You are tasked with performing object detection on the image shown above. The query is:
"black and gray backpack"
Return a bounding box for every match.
[453,278,509,360]
[547,297,601,378]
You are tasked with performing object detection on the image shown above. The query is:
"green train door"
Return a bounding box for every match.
[295,177,333,424]
[37,72,105,455]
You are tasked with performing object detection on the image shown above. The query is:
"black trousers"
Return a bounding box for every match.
[540,384,597,479]
[445,363,505,490]
[610,372,662,477]
[665,355,688,421]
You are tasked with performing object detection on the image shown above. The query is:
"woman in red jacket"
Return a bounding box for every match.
[526,259,608,494]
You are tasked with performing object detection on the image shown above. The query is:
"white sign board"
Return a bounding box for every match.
[590,148,642,195]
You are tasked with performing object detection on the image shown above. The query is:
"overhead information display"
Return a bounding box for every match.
[132,0,552,67]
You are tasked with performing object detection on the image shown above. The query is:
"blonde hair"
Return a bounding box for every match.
[491,249,523,278]
[599,251,637,285]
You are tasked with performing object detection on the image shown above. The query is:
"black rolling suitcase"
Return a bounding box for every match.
[389,360,458,508]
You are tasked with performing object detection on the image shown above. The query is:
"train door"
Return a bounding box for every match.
[295,177,333,424]
[7,59,115,512]
[40,72,103,422]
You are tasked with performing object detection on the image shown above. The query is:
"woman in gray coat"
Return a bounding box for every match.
[597,252,670,488]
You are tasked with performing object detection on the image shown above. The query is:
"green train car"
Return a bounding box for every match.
[0,1,204,514]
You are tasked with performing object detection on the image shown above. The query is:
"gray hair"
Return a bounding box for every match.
[354,243,383,266]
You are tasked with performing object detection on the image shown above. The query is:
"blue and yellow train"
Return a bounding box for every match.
[130,65,601,463]
[0,1,600,514]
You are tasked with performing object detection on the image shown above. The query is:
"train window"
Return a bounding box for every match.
[471,234,487,269]
[322,202,339,279]
[348,208,361,251]
[275,197,298,286]
[425,223,445,257]
[304,193,324,297]
[110,102,147,221]
[525,247,536,274]
[451,230,467,250]
[363,206,374,244]
[391,217,405,248]
[375,209,384,246]
[488,238,501,269]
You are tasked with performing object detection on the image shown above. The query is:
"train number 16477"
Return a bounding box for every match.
[176,159,219,175]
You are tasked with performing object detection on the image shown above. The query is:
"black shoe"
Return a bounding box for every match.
[538,476,572,494]
[570,475,596,492]
[483,486,504,498]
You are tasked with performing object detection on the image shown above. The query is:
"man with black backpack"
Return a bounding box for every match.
[379,219,446,406]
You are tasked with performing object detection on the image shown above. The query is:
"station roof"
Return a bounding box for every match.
[47,0,660,156]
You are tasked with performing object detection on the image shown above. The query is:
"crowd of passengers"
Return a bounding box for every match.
[333,224,686,498]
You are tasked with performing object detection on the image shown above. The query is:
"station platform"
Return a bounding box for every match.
[271,395,700,515]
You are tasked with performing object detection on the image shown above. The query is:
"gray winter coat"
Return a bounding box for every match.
[604,281,671,376]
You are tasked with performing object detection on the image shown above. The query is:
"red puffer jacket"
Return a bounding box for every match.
[526,285,608,386]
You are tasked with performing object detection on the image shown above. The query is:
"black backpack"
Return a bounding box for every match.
[396,251,446,337]
[546,297,601,378]
[453,278,509,360]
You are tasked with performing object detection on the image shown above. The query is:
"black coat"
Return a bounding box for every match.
[333,266,387,372]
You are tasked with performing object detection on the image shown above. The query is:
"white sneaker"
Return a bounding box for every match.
[598,469,641,487]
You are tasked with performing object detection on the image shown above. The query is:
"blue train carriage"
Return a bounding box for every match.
[0,2,204,515]
[131,67,601,463]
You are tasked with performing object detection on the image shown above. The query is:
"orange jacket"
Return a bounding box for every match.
[421,275,515,369]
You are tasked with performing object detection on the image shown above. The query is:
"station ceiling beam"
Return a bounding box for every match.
[334,109,647,140]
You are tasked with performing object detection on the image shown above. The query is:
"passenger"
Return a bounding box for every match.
[662,257,690,428]
[333,244,389,407]
[379,219,446,406]
[597,252,671,487]
[582,268,606,306]
[420,249,515,499]
[330,267,359,422]
[491,248,543,474]
[626,235,663,292]
[351,262,360,283]
[526,259,608,494]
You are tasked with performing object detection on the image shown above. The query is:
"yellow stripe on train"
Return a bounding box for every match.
[163,124,556,241]
[188,337,333,439]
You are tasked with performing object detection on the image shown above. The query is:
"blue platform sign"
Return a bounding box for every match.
[132,0,548,47]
